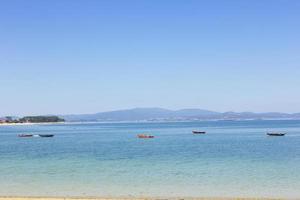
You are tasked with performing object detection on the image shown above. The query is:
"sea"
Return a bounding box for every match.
[0,120,300,198]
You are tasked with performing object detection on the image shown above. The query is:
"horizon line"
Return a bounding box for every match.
[1,107,300,117]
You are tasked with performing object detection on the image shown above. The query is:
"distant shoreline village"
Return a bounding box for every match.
[0,116,65,125]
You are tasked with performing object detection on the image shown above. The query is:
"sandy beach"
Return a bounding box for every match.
[0,197,286,200]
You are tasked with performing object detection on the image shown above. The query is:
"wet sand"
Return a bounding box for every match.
[0,197,286,200]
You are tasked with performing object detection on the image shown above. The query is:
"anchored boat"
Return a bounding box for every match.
[137,134,154,139]
[18,134,33,137]
[38,134,54,137]
[192,130,206,134]
[267,132,285,136]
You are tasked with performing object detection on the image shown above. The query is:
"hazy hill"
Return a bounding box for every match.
[62,108,300,122]
[63,108,219,121]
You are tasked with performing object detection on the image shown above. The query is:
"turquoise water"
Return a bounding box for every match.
[0,120,300,198]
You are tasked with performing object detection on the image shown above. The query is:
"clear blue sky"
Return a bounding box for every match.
[1,0,300,116]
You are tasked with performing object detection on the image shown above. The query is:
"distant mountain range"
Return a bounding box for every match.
[62,108,300,122]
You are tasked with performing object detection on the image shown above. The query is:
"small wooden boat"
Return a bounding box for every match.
[38,134,54,137]
[18,134,33,137]
[192,130,206,134]
[267,132,285,136]
[137,134,154,139]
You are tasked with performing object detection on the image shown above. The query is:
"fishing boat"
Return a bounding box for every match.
[192,130,206,134]
[137,134,154,139]
[38,134,54,137]
[267,132,285,136]
[18,134,33,137]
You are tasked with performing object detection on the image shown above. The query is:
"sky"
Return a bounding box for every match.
[0,0,300,116]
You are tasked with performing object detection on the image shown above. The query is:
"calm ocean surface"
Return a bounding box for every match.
[0,120,300,198]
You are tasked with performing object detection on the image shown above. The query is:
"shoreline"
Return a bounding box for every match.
[1,118,300,127]
[0,197,287,200]
[0,122,65,126]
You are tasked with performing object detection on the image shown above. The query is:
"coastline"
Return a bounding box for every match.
[0,122,65,126]
[1,119,300,127]
[0,197,287,200]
